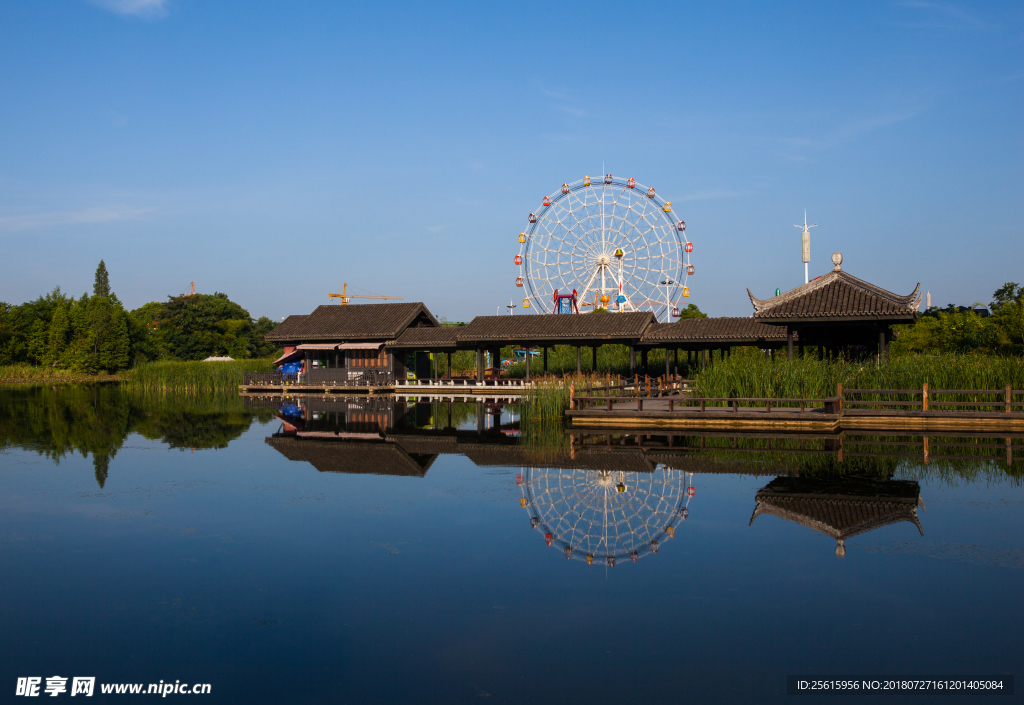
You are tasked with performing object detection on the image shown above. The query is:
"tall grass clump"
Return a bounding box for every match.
[693,351,1024,406]
[0,364,125,384]
[521,377,575,424]
[123,359,275,394]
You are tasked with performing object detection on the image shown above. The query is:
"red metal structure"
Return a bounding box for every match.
[552,288,579,314]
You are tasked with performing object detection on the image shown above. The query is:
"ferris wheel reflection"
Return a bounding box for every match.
[516,464,695,566]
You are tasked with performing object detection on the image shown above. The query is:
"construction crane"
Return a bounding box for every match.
[327,283,403,305]
[180,282,198,297]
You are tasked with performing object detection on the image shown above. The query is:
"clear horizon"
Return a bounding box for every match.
[1,1,1021,322]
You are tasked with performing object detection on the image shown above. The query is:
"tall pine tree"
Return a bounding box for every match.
[93,260,110,297]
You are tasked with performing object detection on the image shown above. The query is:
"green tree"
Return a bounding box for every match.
[991,282,1023,313]
[676,303,708,320]
[147,292,271,360]
[93,260,110,297]
[44,302,72,366]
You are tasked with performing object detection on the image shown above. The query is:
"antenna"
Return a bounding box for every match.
[793,209,818,284]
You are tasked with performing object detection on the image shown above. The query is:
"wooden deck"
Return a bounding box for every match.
[568,385,1024,432]
[568,401,841,431]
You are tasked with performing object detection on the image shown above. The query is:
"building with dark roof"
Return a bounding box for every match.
[747,253,921,359]
[261,256,923,383]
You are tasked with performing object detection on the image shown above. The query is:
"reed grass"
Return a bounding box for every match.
[122,359,275,394]
[693,351,1024,407]
[0,364,125,384]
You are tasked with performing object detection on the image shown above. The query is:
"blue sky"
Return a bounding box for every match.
[1,1,1021,322]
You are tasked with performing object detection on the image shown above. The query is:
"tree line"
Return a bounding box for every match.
[892,283,1024,355]
[0,262,279,373]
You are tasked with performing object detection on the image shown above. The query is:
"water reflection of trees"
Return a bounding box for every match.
[0,386,272,487]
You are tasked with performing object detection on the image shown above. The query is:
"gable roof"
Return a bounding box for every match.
[268,314,309,340]
[388,325,462,349]
[641,317,793,344]
[264,302,438,342]
[456,312,656,343]
[748,270,921,322]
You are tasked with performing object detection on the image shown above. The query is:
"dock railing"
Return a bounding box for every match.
[572,393,839,414]
[570,382,1024,417]
[842,384,1024,416]
[242,372,298,387]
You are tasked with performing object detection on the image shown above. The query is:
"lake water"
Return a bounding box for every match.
[1,387,1021,703]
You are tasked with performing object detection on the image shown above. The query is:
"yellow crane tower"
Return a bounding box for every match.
[327,283,403,305]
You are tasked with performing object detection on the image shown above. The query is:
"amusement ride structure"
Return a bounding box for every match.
[517,465,696,566]
[515,174,694,321]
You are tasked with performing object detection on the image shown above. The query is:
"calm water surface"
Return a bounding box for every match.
[1,387,1021,703]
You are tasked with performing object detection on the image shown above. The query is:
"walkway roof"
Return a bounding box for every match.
[640,317,794,345]
[455,311,656,344]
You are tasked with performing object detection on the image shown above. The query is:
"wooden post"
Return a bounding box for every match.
[446,352,452,379]
[923,383,928,411]
[1007,385,1012,413]
[837,383,843,412]
[629,347,636,378]
[569,382,575,410]
[592,345,597,372]
[543,346,548,374]
[576,346,581,375]
[923,435,929,464]
[879,329,886,361]
[525,347,530,382]
[665,347,670,377]
[787,329,793,361]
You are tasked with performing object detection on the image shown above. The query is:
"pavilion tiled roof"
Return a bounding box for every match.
[388,325,462,349]
[264,302,438,342]
[748,269,921,322]
[456,312,656,343]
[641,317,793,344]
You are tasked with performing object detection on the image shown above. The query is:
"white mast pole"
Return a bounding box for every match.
[795,209,818,285]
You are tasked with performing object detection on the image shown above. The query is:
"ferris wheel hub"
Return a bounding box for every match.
[596,253,611,266]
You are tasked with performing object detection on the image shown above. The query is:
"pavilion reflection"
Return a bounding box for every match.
[750,475,924,556]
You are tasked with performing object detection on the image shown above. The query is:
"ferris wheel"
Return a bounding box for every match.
[514,175,695,321]
[516,465,696,566]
